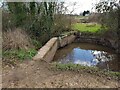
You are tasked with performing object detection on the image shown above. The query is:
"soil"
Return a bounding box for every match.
[2,60,119,88]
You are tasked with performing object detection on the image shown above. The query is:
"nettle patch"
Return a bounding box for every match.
[3,49,37,60]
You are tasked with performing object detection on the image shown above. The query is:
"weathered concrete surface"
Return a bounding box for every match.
[33,37,58,62]
[33,33,76,62]
[59,35,76,48]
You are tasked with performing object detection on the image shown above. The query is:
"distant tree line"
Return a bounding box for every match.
[83,10,90,16]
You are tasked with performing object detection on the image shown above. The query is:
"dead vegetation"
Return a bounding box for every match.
[3,28,34,51]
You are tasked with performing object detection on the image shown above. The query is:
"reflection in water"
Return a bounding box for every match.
[53,43,118,71]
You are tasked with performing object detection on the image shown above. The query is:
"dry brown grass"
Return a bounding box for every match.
[3,28,34,51]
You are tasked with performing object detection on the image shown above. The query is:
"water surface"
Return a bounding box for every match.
[53,43,118,71]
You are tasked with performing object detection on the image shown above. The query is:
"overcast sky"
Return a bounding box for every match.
[0,0,101,14]
[64,0,100,14]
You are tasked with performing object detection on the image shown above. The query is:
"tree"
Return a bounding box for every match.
[95,0,120,53]
[95,0,120,31]
[83,10,90,16]
[3,2,72,45]
[7,2,27,27]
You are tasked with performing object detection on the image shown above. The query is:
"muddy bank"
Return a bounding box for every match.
[2,60,119,88]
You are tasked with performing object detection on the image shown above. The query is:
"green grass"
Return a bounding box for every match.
[51,62,120,78]
[3,49,37,60]
[32,39,42,50]
[72,23,101,33]
[51,62,99,71]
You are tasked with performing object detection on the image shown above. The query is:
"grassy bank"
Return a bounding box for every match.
[51,63,120,79]
[72,23,101,33]
[3,49,37,61]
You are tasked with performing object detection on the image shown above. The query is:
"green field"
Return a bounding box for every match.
[72,23,101,33]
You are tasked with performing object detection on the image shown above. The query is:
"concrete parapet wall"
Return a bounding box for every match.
[59,35,76,48]
[33,37,58,62]
[33,34,76,62]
